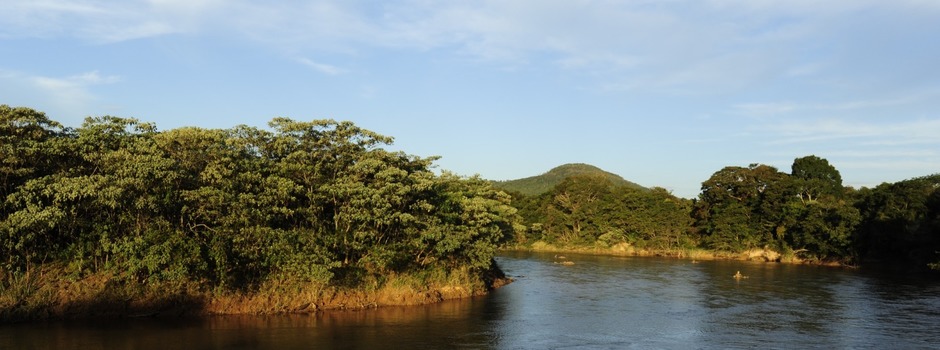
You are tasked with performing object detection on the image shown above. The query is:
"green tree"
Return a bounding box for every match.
[779,156,859,261]
[855,175,940,268]
[0,106,71,273]
[0,106,66,199]
[540,174,614,244]
[416,174,522,270]
[785,199,860,259]
[611,187,693,250]
[694,164,792,252]
[792,155,843,202]
[0,105,534,298]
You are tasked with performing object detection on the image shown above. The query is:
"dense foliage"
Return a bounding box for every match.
[512,155,940,270]
[692,158,861,261]
[854,174,940,269]
[514,174,693,250]
[4,102,937,298]
[493,163,646,197]
[0,105,521,291]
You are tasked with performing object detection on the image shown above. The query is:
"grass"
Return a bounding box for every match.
[0,265,209,322]
[208,267,488,315]
[0,264,509,322]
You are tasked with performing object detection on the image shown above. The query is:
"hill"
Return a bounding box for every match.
[493,163,646,196]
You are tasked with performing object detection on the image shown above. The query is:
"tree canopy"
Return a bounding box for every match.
[508,156,938,270]
[0,106,522,291]
[493,163,646,197]
[5,103,938,293]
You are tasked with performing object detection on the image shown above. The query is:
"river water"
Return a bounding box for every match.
[3,251,940,349]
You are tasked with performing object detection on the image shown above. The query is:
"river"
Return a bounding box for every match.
[3,251,940,349]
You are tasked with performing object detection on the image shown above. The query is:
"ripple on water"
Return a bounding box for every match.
[4,252,939,349]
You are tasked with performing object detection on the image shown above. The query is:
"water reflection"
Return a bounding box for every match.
[2,252,939,349]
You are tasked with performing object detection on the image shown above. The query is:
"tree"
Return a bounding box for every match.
[1,106,69,273]
[791,155,843,202]
[854,175,940,268]
[0,106,65,199]
[779,156,859,261]
[785,198,860,259]
[415,174,522,270]
[620,187,693,250]
[540,174,614,244]
[694,164,792,252]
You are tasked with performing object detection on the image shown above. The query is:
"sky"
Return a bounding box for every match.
[2,0,939,198]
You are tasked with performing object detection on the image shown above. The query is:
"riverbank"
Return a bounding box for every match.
[508,241,848,267]
[0,264,512,322]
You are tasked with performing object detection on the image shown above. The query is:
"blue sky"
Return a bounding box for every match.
[2,0,939,198]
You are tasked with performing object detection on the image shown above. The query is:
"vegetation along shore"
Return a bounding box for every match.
[2,105,938,321]
[496,163,940,270]
[1,105,518,321]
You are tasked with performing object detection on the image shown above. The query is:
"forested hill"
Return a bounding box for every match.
[493,163,646,196]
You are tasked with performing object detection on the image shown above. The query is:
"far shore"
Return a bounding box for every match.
[503,241,850,268]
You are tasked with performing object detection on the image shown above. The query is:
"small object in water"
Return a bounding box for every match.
[733,271,748,279]
[691,260,700,264]
[554,255,566,259]
[561,261,575,266]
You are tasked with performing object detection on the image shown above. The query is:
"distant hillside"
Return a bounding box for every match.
[493,163,646,196]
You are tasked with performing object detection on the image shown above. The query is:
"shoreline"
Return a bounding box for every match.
[2,243,857,322]
[0,265,513,323]
[503,241,850,268]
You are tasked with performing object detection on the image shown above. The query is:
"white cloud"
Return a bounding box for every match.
[785,62,826,77]
[755,115,940,186]
[295,57,346,75]
[0,0,225,41]
[816,150,938,159]
[3,0,938,95]
[91,21,179,43]
[767,118,940,145]
[0,69,121,122]
[148,0,223,13]
[14,0,107,15]
[734,102,799,116]
[34,71,121,107]
[734,89,940,117]
[68,71,122,85]
[837,159,940,171]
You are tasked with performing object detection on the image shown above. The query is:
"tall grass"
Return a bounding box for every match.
[1,263,505,321]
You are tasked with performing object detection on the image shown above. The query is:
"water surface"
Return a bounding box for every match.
[3,251,939,349]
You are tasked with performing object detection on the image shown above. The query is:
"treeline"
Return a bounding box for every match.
[3,102,937,303]
[512,157,940,270]
[0,105,521,294]
[511,175,692,250]
[494,163,645,197]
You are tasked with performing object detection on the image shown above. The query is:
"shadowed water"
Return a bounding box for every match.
[3,251,940,349]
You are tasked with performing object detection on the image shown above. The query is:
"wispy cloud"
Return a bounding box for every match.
[295,57,346,75]
[0,0,223,42]
[734,102,800,116]
[0,69,121,122]
[34,71,121,112]
[816,150,938,158]
[757,116,940,186]
[4,1,937,94]
[767,118,940,145]
[733,89,940,117]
